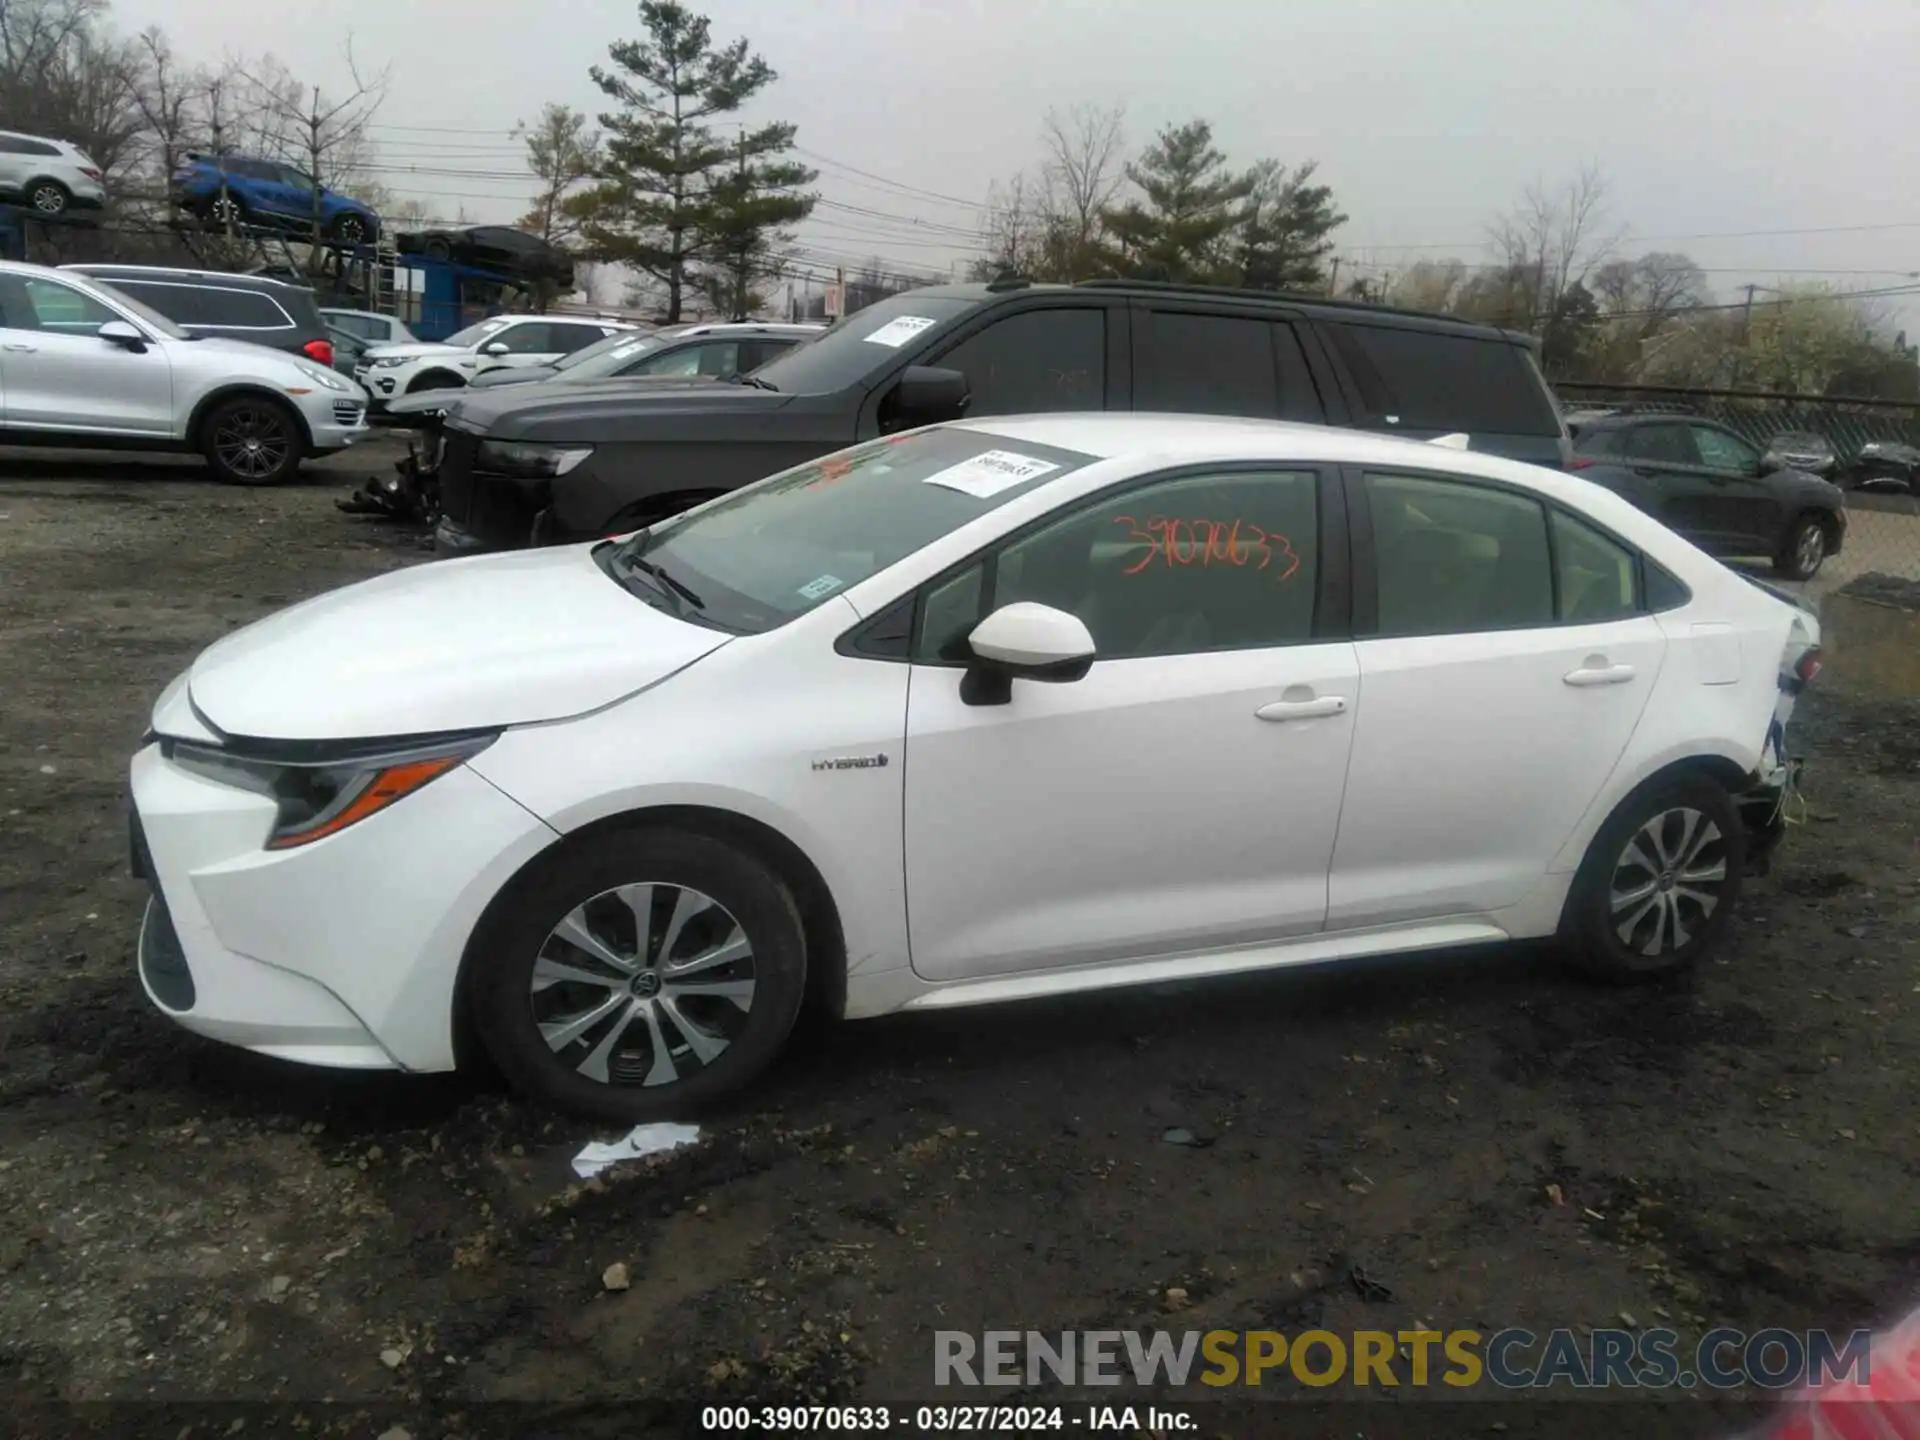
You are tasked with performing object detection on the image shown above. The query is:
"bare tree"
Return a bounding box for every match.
[514,103,601,245]
[126,27,208,190]
[969,172,1042,280]
[0,0,144,179]
[1036,103,1124,279]
[1485,162,1626,335]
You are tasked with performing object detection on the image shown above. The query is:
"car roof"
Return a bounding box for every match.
[666,322,824,338]
[62,263,312,293]
[899,279,1534,344]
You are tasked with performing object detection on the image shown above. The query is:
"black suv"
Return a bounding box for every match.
[61,264,336,368]
[431,278,1570,554]
[1566,410,1846,581]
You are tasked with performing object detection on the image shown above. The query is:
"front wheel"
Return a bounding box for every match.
[202,397,302,485]
[203,192,247,230]
[407,370,464,394]
[331,212,370,245]
[468,827,809,1120]
[1560,775,1746,981]
[27,179,70,215]
[1773,514,1829,581]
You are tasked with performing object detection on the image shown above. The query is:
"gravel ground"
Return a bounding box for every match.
[1,441,1917,1437]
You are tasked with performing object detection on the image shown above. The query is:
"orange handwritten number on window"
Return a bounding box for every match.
[1112,515,1299,579]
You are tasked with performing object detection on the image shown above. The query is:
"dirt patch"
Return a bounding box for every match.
[1,448,1916,1420]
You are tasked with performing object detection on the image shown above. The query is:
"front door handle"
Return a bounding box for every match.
[1255,696,1348,721]
[1564,661,1637,687]
[1,342,37,353]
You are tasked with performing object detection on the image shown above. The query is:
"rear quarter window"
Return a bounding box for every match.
[1332,323,1561,436]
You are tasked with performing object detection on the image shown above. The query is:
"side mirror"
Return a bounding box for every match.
[97,320,147,352]
[482,341,510,356]
[891,365,970,425]
[960,602,1095,706]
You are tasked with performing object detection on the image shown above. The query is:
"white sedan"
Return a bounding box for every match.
[128,415,1822,1118]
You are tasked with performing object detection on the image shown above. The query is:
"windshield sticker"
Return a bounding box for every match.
[861,315,937,348]
[607,342,647,361]
[798,574,845,600]
[922,450,1061,499]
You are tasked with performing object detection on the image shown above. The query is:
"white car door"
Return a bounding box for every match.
[0,273,174,436]
[1326,469,1667,928]
[903,466,1359,983]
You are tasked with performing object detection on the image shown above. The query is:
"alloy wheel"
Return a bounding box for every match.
[530,883,757,1088]
[209,195,243,226]
[210,406,292,481]
[335,214,368,244]
[1608,807,1727,956]
[1796,524,1825,576]
[29,183,66,214]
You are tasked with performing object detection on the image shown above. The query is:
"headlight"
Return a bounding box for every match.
[370,357,409,369]
[166,732,496,850]
[475,439,594,478]
[296,362,349,391]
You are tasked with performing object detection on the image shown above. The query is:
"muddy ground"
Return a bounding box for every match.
[1,441,1916,1438]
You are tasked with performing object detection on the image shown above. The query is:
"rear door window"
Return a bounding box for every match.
[1133,311,1323,422]
[1332,325,1560,435]
[1622,424,1698,465]
[100,280,206,326]
[190,286,293,329]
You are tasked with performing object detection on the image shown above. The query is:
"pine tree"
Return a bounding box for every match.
[1233,159,1347,293]
[577,1,814,322]
[1099,120,1252,283]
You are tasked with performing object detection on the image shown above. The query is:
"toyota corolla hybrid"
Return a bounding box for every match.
[128,415,1820,1118]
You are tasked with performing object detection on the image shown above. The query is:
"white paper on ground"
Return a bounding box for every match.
[572,1121,702,1178]
[921,450,1060,499]
[860,315,937,348]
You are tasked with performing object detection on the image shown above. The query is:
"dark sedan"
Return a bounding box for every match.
[397,226,575,288]
[1566,411,1847,581]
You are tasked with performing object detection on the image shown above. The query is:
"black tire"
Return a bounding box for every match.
[200,396,303,486]
[27,179,70,215]
[468,826,809,1120]
[331,212,370,245]
[1559,773,1746,981]
[424,237,453,263]
[406,370,464,394]
[1773,512,1831,581]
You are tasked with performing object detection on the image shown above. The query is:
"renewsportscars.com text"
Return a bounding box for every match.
[934,1327,1873,1391]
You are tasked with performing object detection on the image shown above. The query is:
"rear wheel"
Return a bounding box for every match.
[201,397,302,486]
[468,826,809,1120]
[331,212,370,245]
[1560,774,1745,981]
[424,237,453,263]
[27,179,70,215]
[1773,513,1830,581]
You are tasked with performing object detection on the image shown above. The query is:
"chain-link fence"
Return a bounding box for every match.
[1554,381,1920,599]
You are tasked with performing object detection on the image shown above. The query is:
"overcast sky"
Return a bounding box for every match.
[120,0,1920,320]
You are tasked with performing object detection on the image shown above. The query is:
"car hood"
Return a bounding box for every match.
[185,545,730,741]
[361,340,469,363]
[468,364,558,388]
[449,377,791,441]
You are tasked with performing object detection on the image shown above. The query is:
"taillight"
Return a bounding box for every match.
[303,338,334,367]
[1567,457,1596,470]
[1794,647,1823,685]
[80,167,103,180]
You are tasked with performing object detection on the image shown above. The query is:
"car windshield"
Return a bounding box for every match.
[604,425,1098,633]
[556,331,663,375]
[444,318,512,347]
[87,281,190,340]
[747,293,977,394]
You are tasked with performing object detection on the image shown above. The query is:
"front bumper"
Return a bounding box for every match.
[128,738,557,1072]
[299,392,370,452]
[353,367,405,406]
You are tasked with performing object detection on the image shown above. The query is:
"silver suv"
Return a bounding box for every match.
[0,260,369,485]
[0,130,106,214]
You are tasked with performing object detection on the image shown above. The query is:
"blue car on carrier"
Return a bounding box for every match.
[170,153,381,246]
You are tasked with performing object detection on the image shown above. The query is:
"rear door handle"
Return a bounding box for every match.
[1,342,36,352]
[1564,662,1637,687]
[1255,696,1348,721]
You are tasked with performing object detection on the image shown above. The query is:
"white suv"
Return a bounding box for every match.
[0,261,369,484]
[0,130,107,215]
[354,314,635,408]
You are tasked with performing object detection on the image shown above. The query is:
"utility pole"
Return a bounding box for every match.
[1742,283,1758,339]
[1327,256,1340,298]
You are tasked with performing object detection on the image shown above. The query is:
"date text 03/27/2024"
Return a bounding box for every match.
[700,1405,1188,1433]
